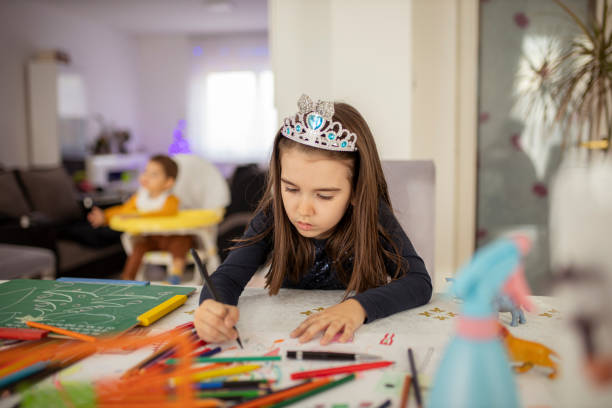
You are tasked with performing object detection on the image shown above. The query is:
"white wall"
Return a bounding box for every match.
[134,35,191,155]
[270,0,412,159]
[0,0,139,168]
[271,0,479,289]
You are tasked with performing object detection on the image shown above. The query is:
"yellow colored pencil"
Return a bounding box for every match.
[26,321,97,342]
[137,295,187,326]
[191,364,261,382]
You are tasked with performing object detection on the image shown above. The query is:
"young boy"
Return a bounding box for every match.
[88,154,192,284]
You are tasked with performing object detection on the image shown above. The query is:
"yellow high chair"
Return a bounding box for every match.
[110,154,230,284]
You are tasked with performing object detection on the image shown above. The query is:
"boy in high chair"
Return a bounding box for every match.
[88,154,192,284]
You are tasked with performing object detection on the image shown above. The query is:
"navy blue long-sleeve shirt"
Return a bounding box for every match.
[199,201,432,323]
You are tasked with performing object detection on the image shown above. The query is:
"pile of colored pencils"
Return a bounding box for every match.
[3,322,358,407]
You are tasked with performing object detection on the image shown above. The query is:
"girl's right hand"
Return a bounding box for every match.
[194,299,240,343]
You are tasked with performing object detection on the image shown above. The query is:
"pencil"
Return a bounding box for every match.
[233,378,331,408]
[192,356,281,363]
[196,389,266,400]
[290,360,393,380]
[399,374,412,408]
[25,321,96,342]
[408,348,423,408]
[191,364,261,381]
[194,380,270,390]
[268,374,356,408]
[0,361,49,388]
[191,248,243,349]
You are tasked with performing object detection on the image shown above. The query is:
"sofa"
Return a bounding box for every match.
[0,166,125,278]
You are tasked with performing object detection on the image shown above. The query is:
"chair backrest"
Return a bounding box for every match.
[172,154,230,210]
[382,160,435,280]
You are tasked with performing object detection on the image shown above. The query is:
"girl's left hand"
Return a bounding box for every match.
[290,299,367,345]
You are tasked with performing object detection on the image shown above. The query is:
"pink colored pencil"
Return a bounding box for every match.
[290,361,394,380]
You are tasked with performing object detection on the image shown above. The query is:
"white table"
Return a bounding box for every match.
[25,287,566,407]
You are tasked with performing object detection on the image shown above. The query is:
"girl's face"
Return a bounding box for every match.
[280,148,353,239]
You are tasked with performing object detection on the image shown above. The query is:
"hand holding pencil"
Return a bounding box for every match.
[191,248,243,347]
[194,299,241,344]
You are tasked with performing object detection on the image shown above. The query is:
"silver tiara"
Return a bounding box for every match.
[281,94,358,152]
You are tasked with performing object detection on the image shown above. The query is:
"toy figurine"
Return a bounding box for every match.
[498,323,559,379]
[446,277,527,327]
[495,294,526,327]
[429,235,534,408]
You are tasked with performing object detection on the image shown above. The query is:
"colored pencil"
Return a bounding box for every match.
[0,361,48,388]
[196,389,266,400]
[56,277,150,286]
[0,327,48,340]
[191,364,261,381]
[268,374,356,408]
[233,378,330,408]
[408,348,423,408]
[25,321,97,342]
[137,295,188,326]
[194,380,270,390]
[290,360,394,380]
[191,248,243,349]
[399,374,412,408]
[192,356,281,363]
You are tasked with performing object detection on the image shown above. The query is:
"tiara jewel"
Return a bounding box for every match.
[281,94,358,152]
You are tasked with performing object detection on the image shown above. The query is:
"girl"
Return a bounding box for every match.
[194,95,432,345]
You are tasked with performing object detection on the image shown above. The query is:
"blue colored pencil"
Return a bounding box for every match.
[56,277,149,286]
[194,380,270,390]
[0,361,49,388]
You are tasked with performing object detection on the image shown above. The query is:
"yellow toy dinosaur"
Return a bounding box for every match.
[498,324,560,379]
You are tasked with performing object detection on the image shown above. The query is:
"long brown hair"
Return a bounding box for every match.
[237,102,404,297]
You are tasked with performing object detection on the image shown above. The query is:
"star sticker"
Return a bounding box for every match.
[301,311,313,316]
[447,312,457,317]
[430,307,444,313]
[314,307,325,312]
[539,313,552,318]
[434,316,448,320]
[419,311,431,317]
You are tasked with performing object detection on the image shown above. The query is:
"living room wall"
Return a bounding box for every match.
[0,0,140,168]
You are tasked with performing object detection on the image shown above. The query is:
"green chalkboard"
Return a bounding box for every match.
[0,280,195,336]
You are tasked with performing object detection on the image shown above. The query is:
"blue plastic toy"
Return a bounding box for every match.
[445,278,527,327]
[429,235,533,408]
[494,294,526,327]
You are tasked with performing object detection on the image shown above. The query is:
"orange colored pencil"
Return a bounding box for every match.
[26,321,97,342]
[399,374,412,408]
[234,378,331,408]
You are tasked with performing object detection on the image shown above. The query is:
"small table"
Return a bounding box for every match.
[44,288,564,407]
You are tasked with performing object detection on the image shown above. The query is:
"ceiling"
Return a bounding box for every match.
[38,0,268,34]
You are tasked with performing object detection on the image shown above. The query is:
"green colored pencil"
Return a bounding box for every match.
[166,356,282,364]
[267,374,356,408]
[197,389,266,399]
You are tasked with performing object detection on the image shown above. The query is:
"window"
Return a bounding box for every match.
[189,70,277,163]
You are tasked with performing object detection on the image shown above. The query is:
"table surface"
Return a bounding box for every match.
[26,287,566,407]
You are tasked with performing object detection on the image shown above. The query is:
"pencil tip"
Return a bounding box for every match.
[236,337,244,349]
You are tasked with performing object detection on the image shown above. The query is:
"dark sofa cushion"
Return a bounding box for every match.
[0,171,31,219]
[19,167,81,222]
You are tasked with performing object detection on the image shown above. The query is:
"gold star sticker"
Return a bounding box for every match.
[301,311,313,316]
[447,312,457,317]
[434,316,448,320]
[539,313,552,318]
[430,307,444,313]
[184,310,195,315]
[419,311,431,317]
[314,307,325,312]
